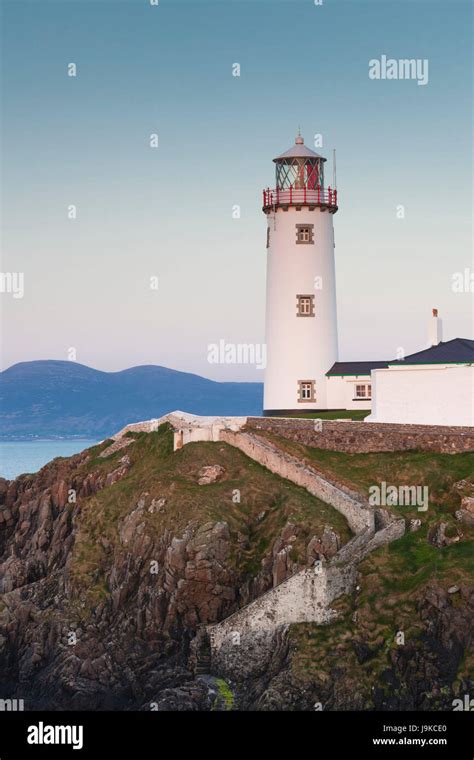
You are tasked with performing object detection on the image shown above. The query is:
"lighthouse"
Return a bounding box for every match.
[263,134,339,414]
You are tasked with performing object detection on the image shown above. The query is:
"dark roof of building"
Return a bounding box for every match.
[326,361,389,376]
[389,338,474,365]
[326,338,474,376]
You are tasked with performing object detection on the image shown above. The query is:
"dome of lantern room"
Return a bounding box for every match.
[273,135,327,163]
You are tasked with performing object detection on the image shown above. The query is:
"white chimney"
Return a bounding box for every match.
[428,308,443,346]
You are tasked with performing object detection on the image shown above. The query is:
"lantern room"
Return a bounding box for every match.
[262,134,337,213]
[273,134,326,190]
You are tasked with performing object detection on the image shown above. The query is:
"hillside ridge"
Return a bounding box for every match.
[0,360,263,438]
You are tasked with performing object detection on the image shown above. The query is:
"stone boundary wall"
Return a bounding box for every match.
[208,430,408,659]
[332,519,405,566]
[246,417,474,453]
[110,412,474,453]
[208,561,357,647]
[220,430,373,534]
[208,521,405,660]
[111,411,248,448]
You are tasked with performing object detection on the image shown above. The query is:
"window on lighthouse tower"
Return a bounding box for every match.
[296,224,314,244]
[296,295,315,317]
[298,380,315,403]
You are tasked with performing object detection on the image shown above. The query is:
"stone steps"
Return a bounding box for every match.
[194,632,212,676]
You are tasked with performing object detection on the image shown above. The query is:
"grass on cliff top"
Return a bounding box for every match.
[277,410,369,421]
[69,424,352,603]
[253,431,474,523]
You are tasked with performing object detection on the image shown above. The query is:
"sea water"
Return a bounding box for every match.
[0,440,99,480]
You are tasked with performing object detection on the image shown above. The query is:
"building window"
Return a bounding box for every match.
[266,227,270,248]
[295,224,314,244]
[298,380,315,403]
[296,294,315,317]
[354,384,371,399]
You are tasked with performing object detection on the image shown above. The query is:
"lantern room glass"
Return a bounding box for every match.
[275,158,324,191]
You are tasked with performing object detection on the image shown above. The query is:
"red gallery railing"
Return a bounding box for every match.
[262,186,338,210]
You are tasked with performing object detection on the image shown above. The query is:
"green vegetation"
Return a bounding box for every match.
[278,435,474,698]
[62,425,473,695]
[290,518,473,699]
[212,678,235,711]
[255,431,473,523]
[276,410,369,421]
[68,424,351,606]
[289,597,360,687]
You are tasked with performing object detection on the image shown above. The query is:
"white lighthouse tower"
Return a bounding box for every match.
[263,134,339,414]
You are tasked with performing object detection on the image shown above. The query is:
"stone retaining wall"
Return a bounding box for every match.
[207,521,405,664]
[246,417,474,453]
[208,430,408,661]
[332,520,405,566]
[220,430,373,534]
[208,561,356,653]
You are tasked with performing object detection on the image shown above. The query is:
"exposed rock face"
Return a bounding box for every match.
[306,526,340,563]
[163,521,237,629]
[453,479,474,526]
[0,443,345,710]
[0,439,472,712]
[197,465,226,485]
[221,584,474,712]
[429,521,461,548]
[461,496,474,513]
[99,438,134,458]
[456,509,474,526]
[105,455,132,486]
[453,479,474,495]
[456,494,474,525]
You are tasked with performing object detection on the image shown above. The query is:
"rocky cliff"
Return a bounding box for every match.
[0,425,472,711]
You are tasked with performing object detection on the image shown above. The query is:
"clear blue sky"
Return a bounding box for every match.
[1,0,472,380]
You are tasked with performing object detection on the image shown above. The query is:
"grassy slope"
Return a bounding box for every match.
[68,425,351,604]
[54,425,473,697]
[251,433,474,695]
[255,431,473,520]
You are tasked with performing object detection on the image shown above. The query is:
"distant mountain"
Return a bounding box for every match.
[0,361,263,438]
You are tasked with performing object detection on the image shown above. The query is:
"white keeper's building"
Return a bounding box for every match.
[262,135,474,426]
